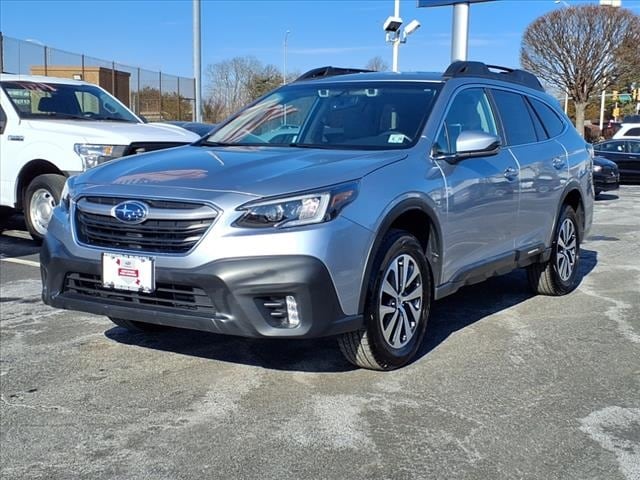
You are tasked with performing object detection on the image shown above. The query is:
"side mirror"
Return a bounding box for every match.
[454,130,501,161]
[434,131,502,164]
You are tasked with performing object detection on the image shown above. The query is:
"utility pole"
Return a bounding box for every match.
[451,2,469,61]
[599,88,606,132]
[193,0,202,122]
[283,30,290,85]
[392,0,401,72]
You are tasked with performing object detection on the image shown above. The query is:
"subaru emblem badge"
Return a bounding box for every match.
[113,201,149,224]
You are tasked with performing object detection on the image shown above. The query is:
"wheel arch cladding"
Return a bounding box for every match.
[17,159,64,210]
[561,187,585,240]
[357,199,442,314]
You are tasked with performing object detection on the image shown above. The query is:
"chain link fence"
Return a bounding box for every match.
[0,33,195,121]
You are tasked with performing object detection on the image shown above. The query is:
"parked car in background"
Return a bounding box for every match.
[161,121,218,137]
[593,139,640,183]
[0,74,199,240]
[612,122,640,139]
[592,155,619,196]
[41,61,594,370]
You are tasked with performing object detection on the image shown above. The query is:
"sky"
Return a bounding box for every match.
[1,0,640,80]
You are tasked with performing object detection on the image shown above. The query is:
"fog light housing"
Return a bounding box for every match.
[259,295,300,328]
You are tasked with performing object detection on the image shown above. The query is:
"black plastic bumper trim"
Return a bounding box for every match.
[40,235,362,339]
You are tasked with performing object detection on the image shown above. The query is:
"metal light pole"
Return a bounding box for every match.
[599,88,606,132]
[283,30,291,85]
[451,2,469,62]
[193,0,202,122]
[392,0,401,72]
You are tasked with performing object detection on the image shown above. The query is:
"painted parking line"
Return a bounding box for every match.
[1,230,33,241]
[0,257,40,268]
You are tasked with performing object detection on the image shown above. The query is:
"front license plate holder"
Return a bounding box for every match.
[102,253,155,293]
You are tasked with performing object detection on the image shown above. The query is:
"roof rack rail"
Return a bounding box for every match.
[443,61,544,92]
[294,66,373,82]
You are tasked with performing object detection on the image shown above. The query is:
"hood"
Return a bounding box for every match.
[77,145,407,197]
[593,156,617,168]
[24,119,200,144]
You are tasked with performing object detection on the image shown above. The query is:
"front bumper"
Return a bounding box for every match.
[594,172,619,192]
[40,234,362,338]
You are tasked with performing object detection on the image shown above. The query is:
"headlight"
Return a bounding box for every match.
[59,178,72,211]
[74,144,127,170]
[235,182,358,228]
[593,164,603,173]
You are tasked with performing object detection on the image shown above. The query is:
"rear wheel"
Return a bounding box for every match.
[527,204,581,296]
[24,174,66,243]
[338,230,431,370]
[109,317,168,333]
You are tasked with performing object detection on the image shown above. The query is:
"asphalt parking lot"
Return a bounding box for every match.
[1,187,639,480]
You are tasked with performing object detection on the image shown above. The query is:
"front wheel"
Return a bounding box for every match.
[24,174,66,243]
[527,204,581,296]
[338,230,431,370]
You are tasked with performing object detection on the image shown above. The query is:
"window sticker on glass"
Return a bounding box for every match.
[388,133,405,143]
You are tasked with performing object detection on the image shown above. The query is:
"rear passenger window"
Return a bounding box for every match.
[624,127,640,137]
[530,98,565,138]
[491,90,538,146]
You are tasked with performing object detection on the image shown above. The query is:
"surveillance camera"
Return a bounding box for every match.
[404,19,421,35]
[383,16,403,32]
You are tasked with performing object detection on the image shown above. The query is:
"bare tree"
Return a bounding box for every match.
[205,56,262,121]
[205,56,294,122]
[365,56,390,72]
[520,5,640,135]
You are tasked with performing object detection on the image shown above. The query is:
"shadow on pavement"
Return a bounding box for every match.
[0,214,40,258]
[105,249,598,373]
[595,193,619,201]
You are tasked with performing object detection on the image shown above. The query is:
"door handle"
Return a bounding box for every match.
[552,156,566,169]
[504,167,519,180]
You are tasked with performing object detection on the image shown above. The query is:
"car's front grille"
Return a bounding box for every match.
[123,142,188,156]
[74,197,218,254]
[63,272,215,315]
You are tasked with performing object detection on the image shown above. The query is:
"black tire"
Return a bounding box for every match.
[527,205,581,296]
[338,230,431,371]
[594,189,602,197]
[23,173,66,243]
[109,317,168,333]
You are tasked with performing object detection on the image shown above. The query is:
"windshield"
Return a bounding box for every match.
[1,81,139,122]
[203,81,441,150]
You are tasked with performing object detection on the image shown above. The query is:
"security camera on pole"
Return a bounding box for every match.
[384,0,421,72]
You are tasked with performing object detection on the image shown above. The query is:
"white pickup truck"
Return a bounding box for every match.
[0,74,199,241]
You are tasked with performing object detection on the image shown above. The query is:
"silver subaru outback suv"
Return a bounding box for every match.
[41,61,594,370]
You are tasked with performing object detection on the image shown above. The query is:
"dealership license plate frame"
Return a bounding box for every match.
[102,253,155,293]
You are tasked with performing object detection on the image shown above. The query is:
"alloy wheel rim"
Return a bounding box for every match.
[30,188,56,235]
[378,253,423,349]
[556,218,577,282]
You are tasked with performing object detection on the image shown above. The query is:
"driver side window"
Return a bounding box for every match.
[436,88,497,154]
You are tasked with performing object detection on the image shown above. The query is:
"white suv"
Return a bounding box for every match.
[612,122,640,139]
[0,74,199,241]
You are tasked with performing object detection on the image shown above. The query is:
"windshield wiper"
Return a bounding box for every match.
[199,140,237,147]
[96,116,134,122]
[289,143,346,150]
[34,112,90,120]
